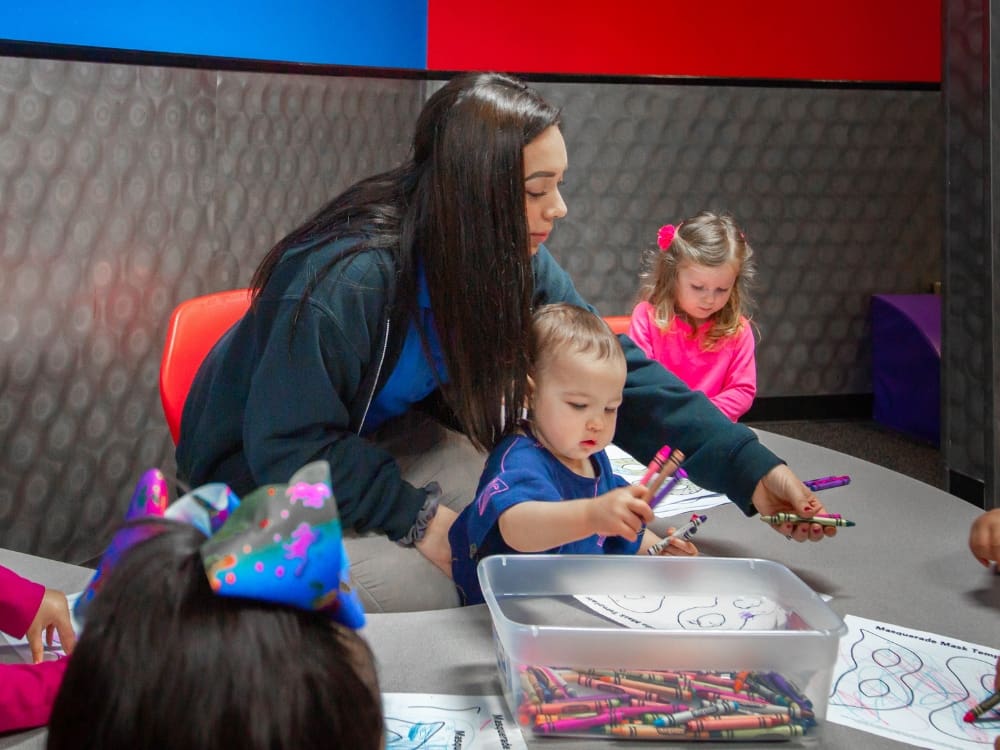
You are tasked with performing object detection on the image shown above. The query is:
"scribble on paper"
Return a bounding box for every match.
[827,615,999,750]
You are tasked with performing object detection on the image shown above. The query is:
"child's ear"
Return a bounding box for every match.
[522,375,536,422]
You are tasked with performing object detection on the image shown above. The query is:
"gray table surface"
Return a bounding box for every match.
[2,429,997,749]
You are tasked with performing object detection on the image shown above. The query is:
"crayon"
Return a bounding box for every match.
[605,724,690,738]
[964,689,1000,722]
[733,670,750,692]
[653,700,740,727]
[644,447,685,502]
[647,512,706,555]
[686,713,790,731]
[598,674,693,701]
[524,667,549,701]
[766,671,814,709]
[738,702,815,720]
[741,673,791,706]
[640,444,672,485]
[542,665,576,697]
[760,513,855,527]
[649,468,690,510]
[691,724,805,740]
[692,686,771,705]
[690,672,739,689]
[518,667,542,704]
[520,697,625,717]
[533,711,598,724]
[803,474,851,491]
[535,703,689,734]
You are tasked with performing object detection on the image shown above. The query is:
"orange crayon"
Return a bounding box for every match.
[686,713,790,732]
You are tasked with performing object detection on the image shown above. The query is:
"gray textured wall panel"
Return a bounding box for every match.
[943,0,988,489]
[0,55,941,560]
[535,81,941,399]
[0,58,422,561]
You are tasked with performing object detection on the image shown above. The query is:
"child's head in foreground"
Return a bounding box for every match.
[526,303,627,472]
[47,521,384,750]
[641,210,755,348]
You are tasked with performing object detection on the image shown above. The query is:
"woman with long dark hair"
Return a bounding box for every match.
[177,72,833,612]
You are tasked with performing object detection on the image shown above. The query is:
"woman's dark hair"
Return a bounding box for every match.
[249,72,562,452]
[47,522,383,750]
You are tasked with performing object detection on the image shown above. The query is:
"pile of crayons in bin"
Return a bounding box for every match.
[517,665,817,741]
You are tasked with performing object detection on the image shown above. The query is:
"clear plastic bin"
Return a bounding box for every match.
[478,554,846,743]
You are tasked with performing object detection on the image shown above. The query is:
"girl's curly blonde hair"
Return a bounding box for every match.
[637,211,755,351]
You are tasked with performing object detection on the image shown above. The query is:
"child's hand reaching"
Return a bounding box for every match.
[969,508,1000,567]
[586,485,653,542]
[645,527,699,557]
[26,588,76,663]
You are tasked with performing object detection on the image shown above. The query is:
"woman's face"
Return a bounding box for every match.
[523,125,568,255]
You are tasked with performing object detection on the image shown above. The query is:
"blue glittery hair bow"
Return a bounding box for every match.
[76,461,365,630]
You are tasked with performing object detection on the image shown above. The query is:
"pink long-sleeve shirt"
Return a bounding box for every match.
[628,301,757,421]
[0,565,69,733]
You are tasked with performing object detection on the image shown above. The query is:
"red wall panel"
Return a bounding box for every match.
[427,0,940,83]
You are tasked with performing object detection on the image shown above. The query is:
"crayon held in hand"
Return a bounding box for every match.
[647,513,706,555]
[640,444,672,485]
[760,513,855,528]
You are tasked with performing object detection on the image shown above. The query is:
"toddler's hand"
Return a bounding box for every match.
[652,527,699,556]
[587,485,652,541]
[26,588,77,662]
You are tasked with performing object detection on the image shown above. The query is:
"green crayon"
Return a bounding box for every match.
[760,513,855,527]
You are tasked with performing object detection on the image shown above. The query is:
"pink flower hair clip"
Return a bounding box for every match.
[657,223,678,251]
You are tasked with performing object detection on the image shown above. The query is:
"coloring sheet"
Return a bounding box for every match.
[575,593,789,631]
[383,693,527,750]
[605,443,731,516]
[827,615,999,749]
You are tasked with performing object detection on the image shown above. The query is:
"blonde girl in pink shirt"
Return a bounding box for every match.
[628,211,757,421]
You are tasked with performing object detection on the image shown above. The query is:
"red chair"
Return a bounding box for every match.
[604,315,630,335]
[159,288,252,444]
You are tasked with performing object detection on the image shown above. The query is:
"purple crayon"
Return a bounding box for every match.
[803,475,850,491]
[649,468,689,510]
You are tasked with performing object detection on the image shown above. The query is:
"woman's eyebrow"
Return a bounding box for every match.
[524,170,558,180]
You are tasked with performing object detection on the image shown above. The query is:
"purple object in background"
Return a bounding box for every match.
[870,294,941,446]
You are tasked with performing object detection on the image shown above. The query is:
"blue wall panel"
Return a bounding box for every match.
[0,0,427,69]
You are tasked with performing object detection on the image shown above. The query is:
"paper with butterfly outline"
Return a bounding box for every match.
[383,692,527,749]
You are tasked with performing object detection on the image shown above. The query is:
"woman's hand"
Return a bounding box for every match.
[751,464,836,542]
[415,505,459,578]
[26,588,77,663]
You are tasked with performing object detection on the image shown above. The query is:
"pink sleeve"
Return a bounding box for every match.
[627,302,656,359]
[0,659,68,732]
[0,566,44,639]
[710,322,757,421]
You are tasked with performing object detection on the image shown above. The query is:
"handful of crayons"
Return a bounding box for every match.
[641,444,687,510]
[517,664,817,741]
[599,444,686,547]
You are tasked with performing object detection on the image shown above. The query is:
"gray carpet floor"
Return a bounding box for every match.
[745,419,945,490]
